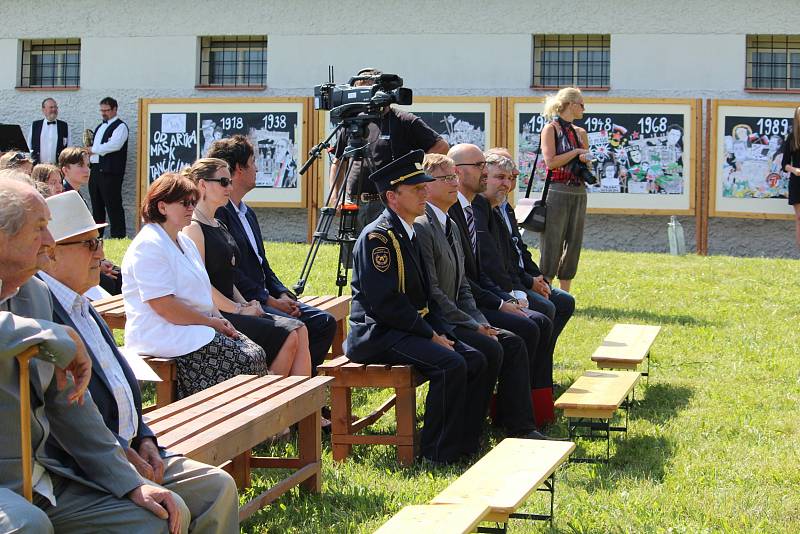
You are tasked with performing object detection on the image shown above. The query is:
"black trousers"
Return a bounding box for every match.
[453,325,536,436]
[524,287,575,370]
[482,307,554,389]
[375,335,486,462]
[89,166,126,238]
[263,301,336,374]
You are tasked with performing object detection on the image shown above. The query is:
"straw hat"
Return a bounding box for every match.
[46,190,107,242]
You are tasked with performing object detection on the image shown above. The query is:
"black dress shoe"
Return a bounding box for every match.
[515,429,551,440]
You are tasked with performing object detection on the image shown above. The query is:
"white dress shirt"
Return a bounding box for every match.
[427,202,448,232]
[90,117,129,164]
[231,199,264,264]
[122,223,216,358]
[39,272,138,444]
[28,121,69,164]
[398,216,415,240]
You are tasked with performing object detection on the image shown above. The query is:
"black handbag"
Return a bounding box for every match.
[519,127,554,233]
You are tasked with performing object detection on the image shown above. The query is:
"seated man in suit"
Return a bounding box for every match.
[0,177,185,534]
[208,135,336,372]
[38,190,239,533]
[346,150,493,464]
[414,154,546,440]
[485,149,575,365]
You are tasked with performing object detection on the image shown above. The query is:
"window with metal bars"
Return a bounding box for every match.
[746,35,800,91]
[199,36,267,87]
[532,34,610,89]
[19,39,80,88]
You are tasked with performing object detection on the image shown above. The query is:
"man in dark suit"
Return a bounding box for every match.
[414,153,545,439]
[38,190,239,533]
[209,135,336,372]
[347,150,492,464]
[88,97,128,238]
[28,97,70,165]
[448,143,555,428]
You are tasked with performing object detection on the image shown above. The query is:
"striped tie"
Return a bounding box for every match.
[464,204,477,254]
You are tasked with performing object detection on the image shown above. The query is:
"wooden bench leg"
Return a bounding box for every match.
[331,385,352,461]
[154,379,176,409]
[228,449,252,489]
[298,410,322,493]
[331,319,346,357]
[395,386,416,466]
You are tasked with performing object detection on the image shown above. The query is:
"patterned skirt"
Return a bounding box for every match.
[175,332,268,399]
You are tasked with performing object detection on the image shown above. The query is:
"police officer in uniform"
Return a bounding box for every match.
[346,149,492,464]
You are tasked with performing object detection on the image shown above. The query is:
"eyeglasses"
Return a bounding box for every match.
[60,237,103,252]
[8,152,28,163]
[433,174,458,183]
[455,161,487,170]
[202,177,232,187]
[179,198,197,208]
[99,107,113,113]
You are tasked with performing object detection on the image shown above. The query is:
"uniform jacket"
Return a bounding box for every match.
[0,277,143,498]
[346,208,450,361]
[414,204,486,330]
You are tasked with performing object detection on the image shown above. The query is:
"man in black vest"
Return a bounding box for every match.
[88,97,128,238]
[28,97,70,165]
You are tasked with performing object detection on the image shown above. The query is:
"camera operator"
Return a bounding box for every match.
[329,68,449,230]
[539,87,592,293]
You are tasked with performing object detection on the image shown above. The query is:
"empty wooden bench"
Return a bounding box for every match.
[591,324,661,379]
[554,370,640,463]
[93,294,351,409]
[317,355,427,465]
[431,438,575,532]
[145,373,333,521]
[375,502,490,534]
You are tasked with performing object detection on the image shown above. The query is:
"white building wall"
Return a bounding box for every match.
[0,0,797,255]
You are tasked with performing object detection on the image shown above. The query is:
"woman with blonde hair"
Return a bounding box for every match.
[539,87,591,292]
[181,158,312,376]
[781,106,800,248]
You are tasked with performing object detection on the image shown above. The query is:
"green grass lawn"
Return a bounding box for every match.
[103,239,800,533]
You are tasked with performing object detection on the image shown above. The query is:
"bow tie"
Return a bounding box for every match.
[102,120,108,124]
[46,121,56,125]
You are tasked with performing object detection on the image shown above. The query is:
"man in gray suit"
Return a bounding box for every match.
[0,177,184,533]
[39,190,239,533]
[414,154,546,440]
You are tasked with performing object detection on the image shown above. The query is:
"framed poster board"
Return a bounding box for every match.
[710,100,796,219]
[315,96,498,206]
[508,98,699,214]
[138,98,309,210]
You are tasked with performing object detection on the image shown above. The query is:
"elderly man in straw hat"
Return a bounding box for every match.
[0,177,185,534]
[38,190,239,534]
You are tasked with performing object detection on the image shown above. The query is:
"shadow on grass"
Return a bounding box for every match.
[570,434,675,488]
[575,305,714,326]
[632,382,693,424]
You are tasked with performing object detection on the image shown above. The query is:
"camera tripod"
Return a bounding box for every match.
[293,117,378,297]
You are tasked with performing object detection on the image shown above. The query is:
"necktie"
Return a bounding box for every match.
[445,218,460,291]
[464,205,477,254]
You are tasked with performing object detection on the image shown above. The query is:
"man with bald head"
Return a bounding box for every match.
[0,177,185,534]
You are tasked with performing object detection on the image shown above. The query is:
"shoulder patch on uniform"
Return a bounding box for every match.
[367,232,388,244]
[372,246,391,272]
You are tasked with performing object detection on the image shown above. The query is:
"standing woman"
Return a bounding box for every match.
[539,87,591,292]
[181,158,312,376]
[781,106,800,248]
[122,173,268,398]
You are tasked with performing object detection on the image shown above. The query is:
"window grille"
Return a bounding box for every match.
[20,39,80,88]
[199,36,267,87]
[533,34,610,88]
[746,35,800,90]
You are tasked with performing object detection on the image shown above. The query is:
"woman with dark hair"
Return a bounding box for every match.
[121,173,268,399]
[31,163,62,197]
[781,106,800,248]
[181,158,311,376]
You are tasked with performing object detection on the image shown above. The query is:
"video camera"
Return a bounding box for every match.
[314,73,412,123]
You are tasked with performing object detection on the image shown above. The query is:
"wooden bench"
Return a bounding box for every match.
[554,370,640,463]
[375,502,490,534]
[317,355,427,466]
[93,294,351,409]
[431,438,575,532]
[591,324,661,379]
[145,373,333,521]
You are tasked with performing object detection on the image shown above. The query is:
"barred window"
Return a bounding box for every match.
[746,35,800,90]
[533,34,610,89]
[199,36,267,87]
[19,39,80,88]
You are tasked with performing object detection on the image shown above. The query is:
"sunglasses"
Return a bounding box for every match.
[574,102,585,109]
[179,198,198,208]
[202,177,232,187]
[433,174,458,183]
[8,152,29,163]
[455,161,487,170]
[60,237,103,252]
